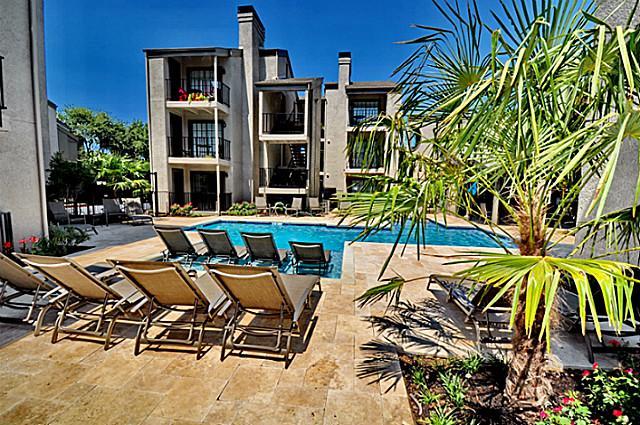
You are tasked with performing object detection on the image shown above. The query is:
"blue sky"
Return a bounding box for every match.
[44,0,501,123]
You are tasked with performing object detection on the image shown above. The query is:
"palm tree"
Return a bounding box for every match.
[343,0,640,405]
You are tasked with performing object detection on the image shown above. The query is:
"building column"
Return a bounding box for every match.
[214,56,221,214]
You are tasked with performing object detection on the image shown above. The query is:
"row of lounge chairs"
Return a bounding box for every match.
[154,226,332,274]
[0,250,320,363]
[428,275,640,362]
[48,199,153,232]
[254,197,325,217]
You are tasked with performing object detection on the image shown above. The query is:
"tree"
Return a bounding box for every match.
[57,107,148,159]
[344,0,640,407]
[86,151,151,197]
[46,152,95,202]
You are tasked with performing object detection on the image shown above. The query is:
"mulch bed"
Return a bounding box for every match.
[398,353,583,424]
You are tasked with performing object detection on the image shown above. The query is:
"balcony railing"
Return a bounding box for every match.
[349,100,382,126]
[262,113,305,135]
[165,79,230,106]
[168,137,230,160]
[259,167,308,189]
[160,191,232,212]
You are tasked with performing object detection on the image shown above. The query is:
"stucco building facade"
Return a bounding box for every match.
[145,6,399,213]
[0,0,50,243]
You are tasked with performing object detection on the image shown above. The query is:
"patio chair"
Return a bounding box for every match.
[241,232,287,265]
[286,197,303,216]
[17,253,143,349]
[308,198,324,216]
[121,198,154,225]
[558,282,640,362]
[205,263,320,363]
[255,196,270,216]
[197,229,247,263]
[154,226,202,266]
[0,252,64,329]
[103,198,128,226]
[48,201,97,234]
[108,259,228,357]
[428,275,512,346]
[289,241,331,276]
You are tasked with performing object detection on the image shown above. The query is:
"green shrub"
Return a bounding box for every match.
[32,226,90,256]
[581,363,639,424]
[227,202,257,216]
[169,203,194,217]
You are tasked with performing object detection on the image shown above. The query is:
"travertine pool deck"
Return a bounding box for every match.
[0,215,589,424]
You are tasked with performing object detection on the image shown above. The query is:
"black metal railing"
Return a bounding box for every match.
[349,100,382,126]
[165,79,230,106]
[259,168,308,189]
[168,137,231,160]
[262,113,305,134]
[0,56,5,128]
[161,192,232,212]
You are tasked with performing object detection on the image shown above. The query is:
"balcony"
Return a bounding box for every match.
[165,79,230,106]
[262,113,305,135]
[168,137,231,161]
[259,167,308,194]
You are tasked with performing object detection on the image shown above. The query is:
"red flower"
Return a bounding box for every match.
[613,409,623,418]
[553,406,563,413]
[609,339,621,347]
[539,411,549,419]
[2,241,12,250]
[582,370,591,377]
[625,368,634,374]
[19,239,26,245]
[593,362,599,369]
[29,236,39,243]
[562,396,575,404]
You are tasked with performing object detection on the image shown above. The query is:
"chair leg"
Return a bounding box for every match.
[134,323,144,356]
[34,303,53,337]
[104,318,118,351]
[196,318,208,360]
[52,294,71,344]
[584,332,595,363]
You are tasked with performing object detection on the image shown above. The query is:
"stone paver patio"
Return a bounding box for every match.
[0,215,597,424]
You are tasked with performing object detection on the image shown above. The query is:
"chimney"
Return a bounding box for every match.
[338,52,351,88]
[238,5,265,50]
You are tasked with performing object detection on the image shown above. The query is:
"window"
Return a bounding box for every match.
[187,68,215,96]
[188,120,225,157]
[349,98,384,126]
[0,56,5,127]
[347,132,384,169]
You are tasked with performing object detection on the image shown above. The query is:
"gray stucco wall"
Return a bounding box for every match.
[0,0,49,241]
[576,0,639,262]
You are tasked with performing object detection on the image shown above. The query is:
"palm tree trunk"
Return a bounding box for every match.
[504,294,551,406]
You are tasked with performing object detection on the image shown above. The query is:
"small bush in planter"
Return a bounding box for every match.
[32,226,90,256]
[169,203,194,217]
[227,202,257,216]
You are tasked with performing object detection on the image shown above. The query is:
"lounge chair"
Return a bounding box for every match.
[48,201,97,234]
[0,252,63,329]
[154,226,202,265]
[558,283,640,362]
[289,241,331,274]
[308,198,324,216]
[255,196,270,216]
[241,232,287,265]
[108,259,228,357]
[428,275,512,346]
[17,253,143,349]
[121,198,154,225]
[103,199,128,225]
[197,229,247,263]
[206,263,320,363]
[286,197,303,216]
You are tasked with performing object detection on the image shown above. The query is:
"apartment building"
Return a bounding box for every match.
[145,6,398,213]
[0,0,50,242]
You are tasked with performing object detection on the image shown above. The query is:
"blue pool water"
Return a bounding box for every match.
[189,220,511,279]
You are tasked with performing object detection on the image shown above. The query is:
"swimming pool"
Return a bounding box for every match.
[190,220,511,279]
